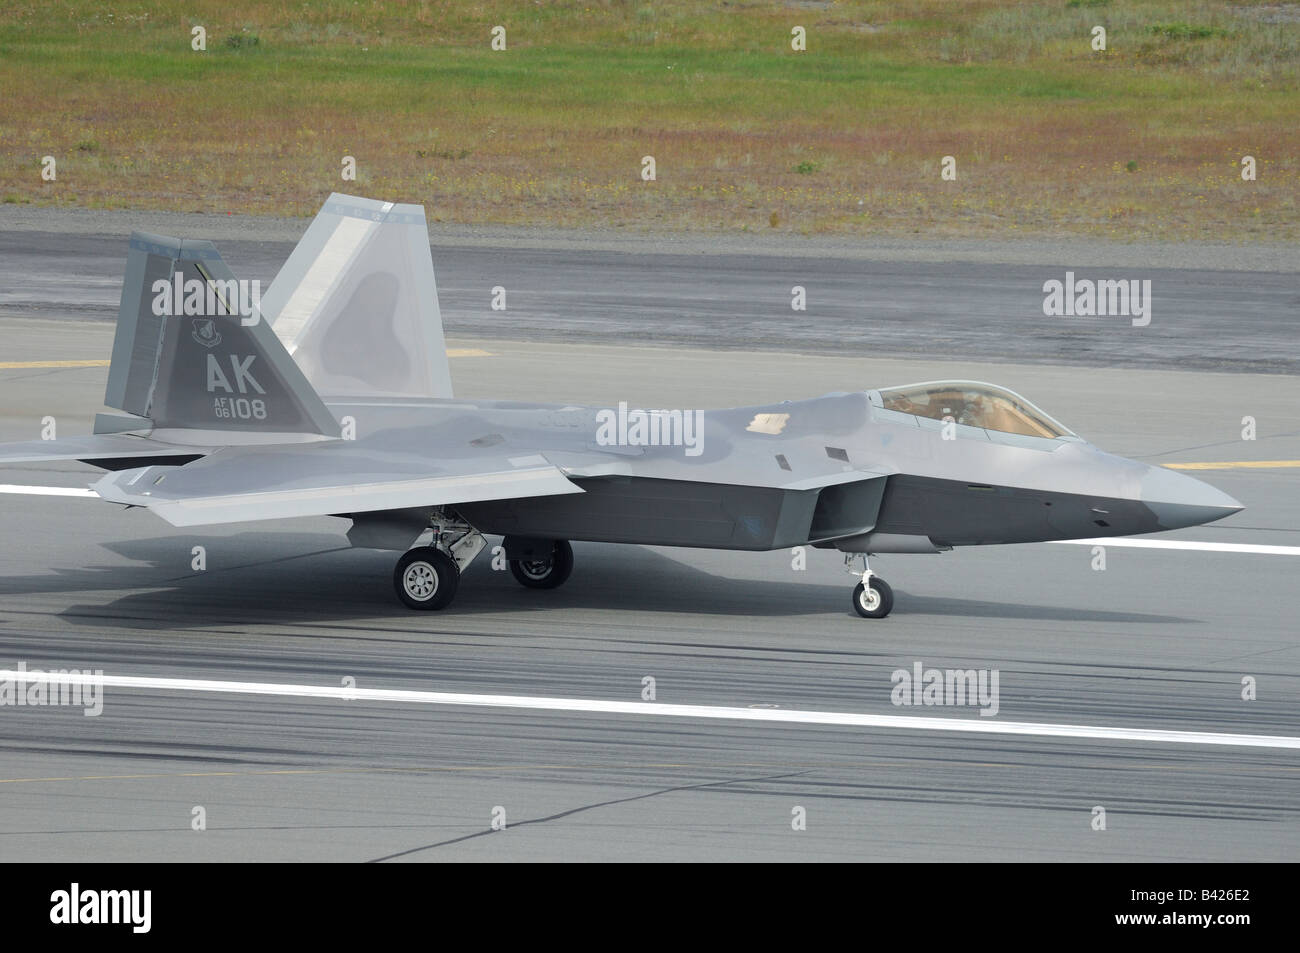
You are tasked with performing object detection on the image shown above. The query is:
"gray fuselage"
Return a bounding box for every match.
[326,387,1241,555]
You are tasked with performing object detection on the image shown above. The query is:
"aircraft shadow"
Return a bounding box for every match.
[0,532,1195,630]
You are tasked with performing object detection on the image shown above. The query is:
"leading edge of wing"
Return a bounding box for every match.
[92,451,583,527]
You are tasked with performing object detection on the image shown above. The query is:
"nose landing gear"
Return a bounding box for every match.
[847,553,893,619]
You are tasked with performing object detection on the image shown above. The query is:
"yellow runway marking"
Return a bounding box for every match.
[1165,461,1300,470]
[0,762,702,786]
[0,360,110,369]
[0,768,332,784]
[3,757,1294,788]
[2,352,490,370]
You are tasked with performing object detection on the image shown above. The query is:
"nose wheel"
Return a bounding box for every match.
[852,575,893,618]
[847,554,893,619]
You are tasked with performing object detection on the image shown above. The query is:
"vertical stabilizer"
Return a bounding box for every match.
[258,194,453,400]
[102,232,339,439]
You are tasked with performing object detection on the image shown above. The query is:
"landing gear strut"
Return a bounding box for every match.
[392,510,486,610]
[847,553,893,619]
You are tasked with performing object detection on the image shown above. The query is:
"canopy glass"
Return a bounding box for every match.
[876,381,1074,439]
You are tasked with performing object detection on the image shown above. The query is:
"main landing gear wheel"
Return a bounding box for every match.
[506,538,574,590]
[394,546,459,610]
[852,576,893,619]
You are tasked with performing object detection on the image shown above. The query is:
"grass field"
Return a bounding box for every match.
[0,0,1296,239]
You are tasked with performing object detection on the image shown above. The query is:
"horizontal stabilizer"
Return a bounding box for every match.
[0,434,210,467]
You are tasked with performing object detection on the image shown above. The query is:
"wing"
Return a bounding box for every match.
[92,441,582,527]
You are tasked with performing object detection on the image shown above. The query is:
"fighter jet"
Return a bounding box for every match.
[0,194,1242,618]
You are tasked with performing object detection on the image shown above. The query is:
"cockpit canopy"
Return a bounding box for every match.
[874,381,1075,439]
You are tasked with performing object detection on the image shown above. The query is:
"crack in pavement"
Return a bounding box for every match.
[366,769,811,862]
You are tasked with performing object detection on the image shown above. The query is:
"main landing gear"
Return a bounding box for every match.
[391,513,575,610]
[504,537,574,590]
[395,546,460,610]
[394,511,487,610]
[847,553,893,619]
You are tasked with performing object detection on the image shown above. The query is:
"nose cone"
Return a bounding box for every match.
[1140,465,1243,530]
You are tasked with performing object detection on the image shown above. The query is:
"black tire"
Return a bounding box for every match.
[507,538,574,590]
[394,547,459,610]
[852,577,893,619]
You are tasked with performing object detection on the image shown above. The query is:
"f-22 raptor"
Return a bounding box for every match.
[0,195,1242,618]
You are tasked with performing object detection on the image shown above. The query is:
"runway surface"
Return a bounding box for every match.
[1,228,1297,374]
[0,230,1298,860]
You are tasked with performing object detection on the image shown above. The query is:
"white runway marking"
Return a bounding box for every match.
[0,479,1291,551]
[0,484,96,497]
[1,485,1294,555]
[1051,538,1300,556]
[3,670,1297,750]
